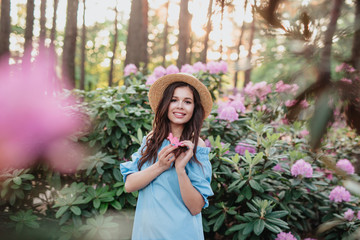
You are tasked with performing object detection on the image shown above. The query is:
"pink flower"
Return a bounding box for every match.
[235,143,256,155]
[218,106,239,122]
[273,163,284,172]
[206,61,227,74]
[192,62,207,72]
[336,159,355,174]
[220,142,230,154]
[230,99,246,113]
[205,139,212,148]
[344,209,354,221]
[329,186,351,203]
[341,78,352,84]
[275,232,297,240]
[291,159,313,178]
[304,238,317,240]
[0,48,84,171]
[256,105,267,112]
[218,60,228,73]
[299,129,309,138]
[275,80,293,93]
[166,65,179,75]
[145,74,157,85]
[285,100,297,107]
[244,81,272,101]
[300,100,309,108]
[124,64,137,76]
[167,133,181,147]
[180,64,195,74]
[357,211,360,220]
[335,63,347,72]
[153,66,166,78]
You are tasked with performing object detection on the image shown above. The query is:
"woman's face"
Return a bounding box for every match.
[167,86,195,127]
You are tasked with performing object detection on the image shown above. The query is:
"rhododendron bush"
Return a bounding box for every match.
[1,61,360,240]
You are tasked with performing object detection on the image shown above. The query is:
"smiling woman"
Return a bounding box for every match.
[120,73,213,239]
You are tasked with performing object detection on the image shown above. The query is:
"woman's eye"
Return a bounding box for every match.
[185,101,192,104]
[171,99,177,102]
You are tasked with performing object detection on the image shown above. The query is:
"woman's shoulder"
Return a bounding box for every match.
[195,137,210,155]
[197,137,206,147]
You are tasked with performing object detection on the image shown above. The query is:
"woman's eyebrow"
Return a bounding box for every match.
[172,95,193,100]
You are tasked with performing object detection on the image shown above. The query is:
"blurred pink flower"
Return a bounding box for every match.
[205,139,212,148]
[206,61,227,74]
[244,81,272,101]
[235,143,256,155]
[291,159,313,178]
[124,64,137,76]
[166,65,179,75]
[329,186,351,203]
[275,232,296,240]
[336,63,356,73]
[336,159,355,174]
[357,211,360,220]
[0,49,84,171]
[285,100,297,107]
[180,64,195,74]
[230,99,246,113]
[300,100,309,108]
[304,238,317,240]
[256,105,267,112]
[219,60,228,73]
[275,80,293,93]
[192,61,207,72]
[341,78,352,84]
[344,209,354,221]
[299,129,309,138]
[153,66,166,78]
[146,74,157,85]
[273,163,284,172]
[220,142,230,154]
[218,106,239,122]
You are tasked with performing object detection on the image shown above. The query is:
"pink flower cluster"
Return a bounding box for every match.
[243,81,272,101]
[336,159,355,175]
[275,232,297,240]
[235,142,256,155]
[285,99,309,108]
[145,61,228,86]
[273,163,285,172]
[329,186,351,203]
[124,64,138,76]
[291,159,313,178]
[217,94,245,122]
[275,80,299,94]
[335,63,356,73]
[344,209,354,221]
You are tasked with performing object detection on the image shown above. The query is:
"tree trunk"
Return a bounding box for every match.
[177,0,191,69]
[351,0,360,70]
[24,0,35,62]
[218,0,225,61]
[244,5,255,86]
[50,0,59,49]
[0,0,11,57]
[80,0,86,90]
[200,0,213,63]
[39,0,47,48]
[125,0,148,70]
[109,4,118,87]
[62,0,79,87]
[317,0,344,86]
[233,0,248,88]
[161,1,170,67]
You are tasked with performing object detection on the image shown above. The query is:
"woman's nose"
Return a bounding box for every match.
[176,101,184,108]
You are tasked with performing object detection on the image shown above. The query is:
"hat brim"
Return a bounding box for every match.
[148,73,213,119]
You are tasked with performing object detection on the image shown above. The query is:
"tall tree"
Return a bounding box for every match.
[177,0,191,68]
[0,0,11,57]
[50,0,59,49]
[161,1,170,66]
[125,0,148,69]
[200,0,213,63]
[351,0,360,70]
[109,3,118,87]
[80,0,86,90]
[233,0,248,88]
[24,0,35,61]
[244,5,255,86]
[39,0,47,48]
[62,0,79,87]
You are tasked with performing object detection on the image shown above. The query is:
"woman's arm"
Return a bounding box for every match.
[124,144,177,193]
[175,139,206,215]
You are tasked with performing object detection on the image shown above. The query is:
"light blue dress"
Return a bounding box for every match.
[120,137,213,240]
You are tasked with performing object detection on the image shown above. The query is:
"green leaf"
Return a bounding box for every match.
[70,206,81,216]
[111,201,122,210]
[264,221,282,233]
[24,221,40,229]
[253,219,265,236]
[13,177,22,185]
[213,213,225,232]
[107,109,116,120]
[93,199,101,209]
[99,203,108,214]
[249,180,264,192]
[242,221,254,235]
[56,206,69,219]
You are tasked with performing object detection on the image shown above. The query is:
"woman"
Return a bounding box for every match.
[120,73,213,240]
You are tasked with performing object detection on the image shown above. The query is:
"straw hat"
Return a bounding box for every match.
[148,73,213,119]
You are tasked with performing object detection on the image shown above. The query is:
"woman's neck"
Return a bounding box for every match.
[170,123,184,138]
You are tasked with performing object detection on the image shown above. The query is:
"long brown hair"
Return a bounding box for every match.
[138,82,205,170]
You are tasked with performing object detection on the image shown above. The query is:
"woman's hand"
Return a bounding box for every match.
[157,144,178,171]
[174,140,194,171]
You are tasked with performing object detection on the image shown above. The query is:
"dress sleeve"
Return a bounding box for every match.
[120,136,147,182]
[186,147,214,208]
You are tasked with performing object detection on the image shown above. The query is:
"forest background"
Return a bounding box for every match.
[1,0,360,239]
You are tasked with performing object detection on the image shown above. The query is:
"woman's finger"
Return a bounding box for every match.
[159,144,177,159]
